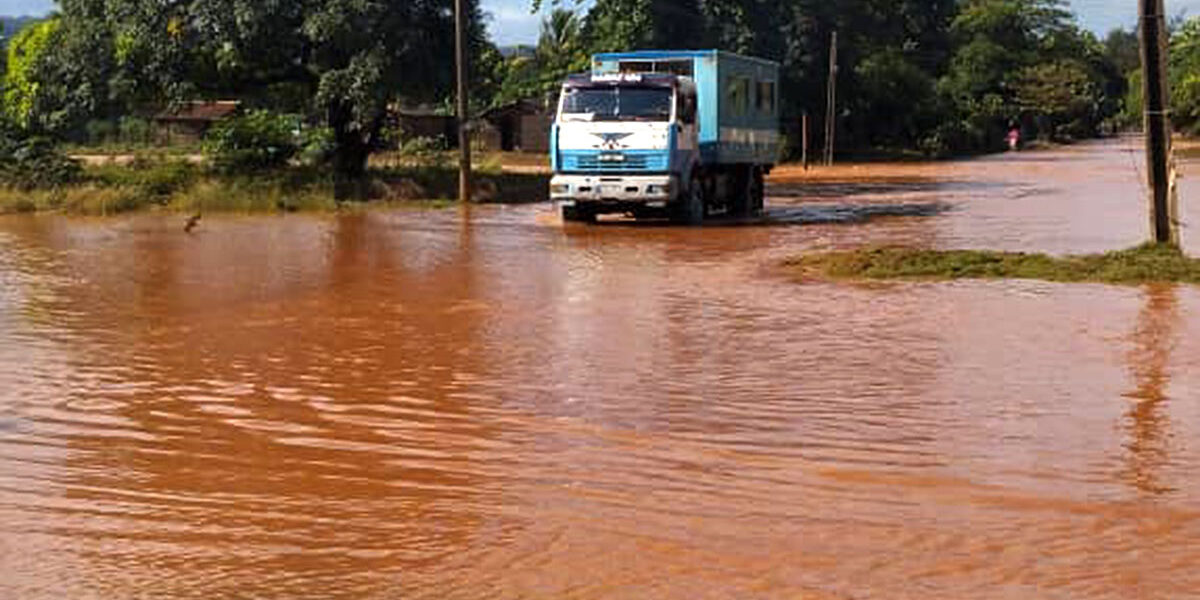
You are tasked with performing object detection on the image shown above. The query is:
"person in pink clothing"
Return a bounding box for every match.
[1005,126,1021,151]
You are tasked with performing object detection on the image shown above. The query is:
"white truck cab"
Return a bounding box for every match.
[551,73,696,220]
[551,51,779,224]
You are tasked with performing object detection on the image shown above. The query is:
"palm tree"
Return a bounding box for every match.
[536,9,583,65]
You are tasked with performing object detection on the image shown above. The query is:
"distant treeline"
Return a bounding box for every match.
[500,0,1136,157]
[0,0,1179,182]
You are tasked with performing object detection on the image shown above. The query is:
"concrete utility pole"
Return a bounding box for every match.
[1140,0,1179,244]
[824,31,838,167]
[455,0,473,203]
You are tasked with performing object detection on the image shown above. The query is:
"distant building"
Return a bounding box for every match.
[393,106,458,147]
[154,101,241,144]
[478,98,554,153]
[392,98,554,154]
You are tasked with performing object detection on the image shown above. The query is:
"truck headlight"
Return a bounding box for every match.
[551,183,570,194]
[646,183,672,195]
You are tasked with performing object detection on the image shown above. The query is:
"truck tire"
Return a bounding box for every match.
[731,166,753,217]
[562,203,597,224]
[673,175,705,225]
[748,167,765,217]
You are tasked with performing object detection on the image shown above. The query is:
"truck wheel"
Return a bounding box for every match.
[748,167,765,216]
[731,167,752,217]
[673,175,705,225]
[562,204,597,224]
[737,166,764,217]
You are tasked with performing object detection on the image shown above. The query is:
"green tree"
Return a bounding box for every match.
[1104,28,1141,76]
[544,0,1124,155]
[538,8,588,74]
[583,0,706,52]
[822,0,958,151]
[853,49,939,148]
[4,18,61,130]
[495,9,588,107]
[1014,60,1099,138]
[83,0,485,190]
[0,23,8,121]
[933,0,1118,150]
[4,3,128,138]
[940,0,1074,106]
[203,110,300,172]
[1166,18,1200,134]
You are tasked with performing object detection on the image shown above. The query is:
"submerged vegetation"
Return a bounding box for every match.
[789,244,1200,285]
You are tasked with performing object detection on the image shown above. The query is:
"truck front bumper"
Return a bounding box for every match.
[550,174,677,207]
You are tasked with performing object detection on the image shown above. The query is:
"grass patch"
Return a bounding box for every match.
[0,159,549,216]
[0,185,156,216]
[371,165,547,204]
[63,143,204,157]
[788,244,1200,285]
[89,160,199,199]
[0,163,330,215]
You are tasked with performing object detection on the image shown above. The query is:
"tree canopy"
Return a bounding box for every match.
[523,0,1123,153]
[5,0,487,185]
[1119,16,1200,135]
[0,0,1145,172]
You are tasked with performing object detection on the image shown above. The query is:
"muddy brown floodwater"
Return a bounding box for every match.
[2,137,1200,599]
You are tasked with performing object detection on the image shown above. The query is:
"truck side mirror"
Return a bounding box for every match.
[682,99,696,125]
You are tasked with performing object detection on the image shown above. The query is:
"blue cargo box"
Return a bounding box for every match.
[592,50,780,167]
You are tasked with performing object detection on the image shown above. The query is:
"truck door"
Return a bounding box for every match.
[676,90,698,162]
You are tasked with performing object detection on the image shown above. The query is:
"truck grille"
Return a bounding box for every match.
[561,152,669,172]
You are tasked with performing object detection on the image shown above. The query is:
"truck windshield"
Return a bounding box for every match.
[561,87,673,122]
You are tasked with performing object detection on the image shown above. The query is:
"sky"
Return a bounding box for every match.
[4,0,1200,46]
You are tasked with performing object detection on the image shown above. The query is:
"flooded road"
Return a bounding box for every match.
[3,137,1200,599]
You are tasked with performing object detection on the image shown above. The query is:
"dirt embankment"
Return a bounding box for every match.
[769,162,946,186]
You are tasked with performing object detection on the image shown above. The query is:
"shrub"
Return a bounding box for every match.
[55,185,156,215]
[171,173,337,213]
[89,159,197,201]
[399,135,447,158]
[203,110,299,172]
[379,123,405,151]
[398,136,452,169]
[298,126,335,166]
[86,120,118,146]
[118,117,153,146]
[0,130,83,189]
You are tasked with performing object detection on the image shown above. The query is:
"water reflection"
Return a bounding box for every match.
[1120,284,1180,496]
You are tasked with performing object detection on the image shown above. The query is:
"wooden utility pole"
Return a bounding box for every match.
[455,0,473,203]
[1140,0,1179,244]
[802,111,810,170]
[824,31,839,167]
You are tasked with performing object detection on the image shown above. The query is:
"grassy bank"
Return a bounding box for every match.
[0,159,549,216]
[788,244,1200,285]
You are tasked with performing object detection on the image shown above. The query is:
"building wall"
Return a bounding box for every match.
[475,122,503,152]
[397,115,457,146]
[155,122,209,146]
[518,114,552,153]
